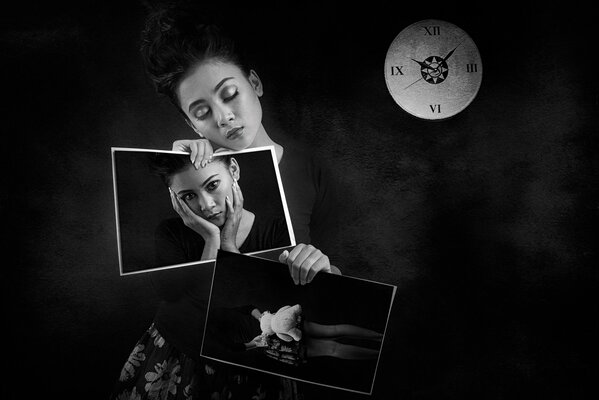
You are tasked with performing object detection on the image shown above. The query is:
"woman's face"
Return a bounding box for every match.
[170,159,240,227]
[176,60,263,151]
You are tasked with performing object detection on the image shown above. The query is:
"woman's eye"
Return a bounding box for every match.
[206,180,220,191]
[182,193,195,201]
[194,106,210,120]
[222,86,239,101]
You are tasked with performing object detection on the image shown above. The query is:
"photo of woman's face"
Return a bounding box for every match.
[176,61,263,151]
[170,160,238,227]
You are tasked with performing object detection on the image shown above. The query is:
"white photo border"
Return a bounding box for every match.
[111,145,296,276]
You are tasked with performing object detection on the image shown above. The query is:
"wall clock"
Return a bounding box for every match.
[384,19,483,120]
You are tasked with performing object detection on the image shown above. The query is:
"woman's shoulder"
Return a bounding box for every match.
[279,139,333,178]
[245,213,291,250]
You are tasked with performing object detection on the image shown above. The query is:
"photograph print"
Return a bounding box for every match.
[112,145,295,275]
[201,251,397,395]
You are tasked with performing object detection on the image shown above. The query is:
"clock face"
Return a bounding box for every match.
[384,19,483,120]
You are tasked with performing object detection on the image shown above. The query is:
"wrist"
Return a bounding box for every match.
[205,236,220,248]
[202,237,220,260]
[197,227,220,243]
[221,241,240,253]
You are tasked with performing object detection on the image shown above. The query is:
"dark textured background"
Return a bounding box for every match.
[2,1,597,399]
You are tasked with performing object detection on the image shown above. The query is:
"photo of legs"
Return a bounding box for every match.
[201,251,397,395]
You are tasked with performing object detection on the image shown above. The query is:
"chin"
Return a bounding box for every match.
[237,131,257,149]
[213,217,226,227]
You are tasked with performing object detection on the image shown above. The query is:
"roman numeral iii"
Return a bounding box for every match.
[467,63,478,72]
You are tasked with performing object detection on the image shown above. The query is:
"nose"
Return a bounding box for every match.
[197,192,217,214]
[216,104,235,127]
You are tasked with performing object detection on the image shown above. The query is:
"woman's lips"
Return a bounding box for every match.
[225,127,244,140]
[206,211,222,220]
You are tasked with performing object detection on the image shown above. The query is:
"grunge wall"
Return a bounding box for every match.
[2,1,596,399]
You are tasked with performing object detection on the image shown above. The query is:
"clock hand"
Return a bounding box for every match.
[442,41,463,62]
[404,77,423,90]
[411,58,430,69]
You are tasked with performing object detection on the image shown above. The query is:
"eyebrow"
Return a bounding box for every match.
[187,77,235,113]
[176,174,219,196]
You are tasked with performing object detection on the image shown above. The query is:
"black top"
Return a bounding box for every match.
[150,214,290,361]
[154,213,291,269]
[277,144,340,255]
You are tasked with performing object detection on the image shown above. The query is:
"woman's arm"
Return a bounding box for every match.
[251,308,262,320]
[243,335,267,350]
[169,187,221,260]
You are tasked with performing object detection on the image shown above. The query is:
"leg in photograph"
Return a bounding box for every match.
[305,337,380,360]
[303,321,383,341]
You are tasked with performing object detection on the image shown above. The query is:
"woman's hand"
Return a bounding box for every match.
[251,308,262,320]
[220,180,244,253]
[169,188,220,248]
[247,335,267,349]
[172,139,215,169]
[279,244,333,285]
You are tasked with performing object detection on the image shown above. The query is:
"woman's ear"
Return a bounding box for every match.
[248,69,263,97]
[229,157,241,181]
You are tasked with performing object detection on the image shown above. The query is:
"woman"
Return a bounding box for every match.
[149,152,291,267]
[140,3,340,261]
[110,152,336,399]
[111,5,342,400]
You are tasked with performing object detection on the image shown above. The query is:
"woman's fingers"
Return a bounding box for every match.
[281,244,331,285]
[235,180,244,210]
[172,139,214,169]
[279,250,290,263]
[284,245,303,284]
[178,195,199,220]
[305,256,330,284]
[202,141,214,166]
[231,180,244,212]
[171,191,194,223]
[300,249,325,284]
[287,244,312,285]
[171,139,189,152]
[225,195,233,217]
[170,188,200,223]
[169,188,183,215]
[189,140,200,168]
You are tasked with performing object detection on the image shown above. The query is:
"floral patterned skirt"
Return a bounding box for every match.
[110,323,301,400]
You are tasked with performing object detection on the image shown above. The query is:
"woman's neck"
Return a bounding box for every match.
[250,124,284,163]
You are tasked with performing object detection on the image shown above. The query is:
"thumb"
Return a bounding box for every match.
[279,250,289,263]
[172,139,190,152]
